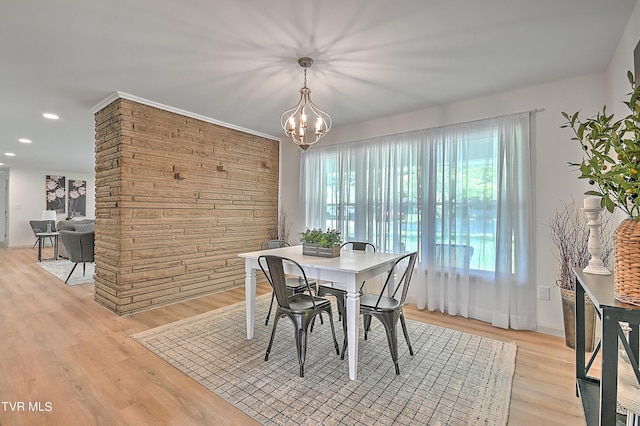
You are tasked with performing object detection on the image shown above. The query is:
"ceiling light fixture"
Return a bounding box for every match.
[18,138,32,143]
[43,113,59,120]
[5,153,16,157]
[280,57,332,151]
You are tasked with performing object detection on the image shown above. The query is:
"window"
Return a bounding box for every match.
[303,128,501,272]
[300,112,535,329]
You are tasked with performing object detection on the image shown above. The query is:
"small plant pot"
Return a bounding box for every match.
[302,243,340,258]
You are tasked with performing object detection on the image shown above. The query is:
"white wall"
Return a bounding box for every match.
[608,0,640,116]
[7,168,95,247]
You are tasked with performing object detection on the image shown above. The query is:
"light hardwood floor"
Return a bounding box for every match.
[0,246,586,425]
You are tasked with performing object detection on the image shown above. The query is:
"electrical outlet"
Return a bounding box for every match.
[538,286,550,301]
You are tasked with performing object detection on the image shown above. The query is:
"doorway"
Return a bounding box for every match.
[0,170,7,247]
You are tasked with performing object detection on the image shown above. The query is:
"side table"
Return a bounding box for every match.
[36,232,59,262]
[574,268,640,425]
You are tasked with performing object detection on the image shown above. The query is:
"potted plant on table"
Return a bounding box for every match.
[562,70,640,306]
[547,199,613,350]
[299,228,342,258]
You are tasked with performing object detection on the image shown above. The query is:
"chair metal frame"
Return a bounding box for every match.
[258,255,339,377]
[340,241,376,252]
[316,241,376,351]
[261,240,318,326]
[434,243,475,269]
[260,239,290,251]
[358,251,418,374]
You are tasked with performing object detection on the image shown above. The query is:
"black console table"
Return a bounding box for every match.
[574,269,640,425]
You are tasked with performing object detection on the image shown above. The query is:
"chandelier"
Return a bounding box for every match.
[280,57,332,151]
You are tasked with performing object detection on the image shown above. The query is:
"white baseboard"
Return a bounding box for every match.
[535,324,564,338]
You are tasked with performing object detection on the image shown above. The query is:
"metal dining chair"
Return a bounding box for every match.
[258,255,340,377]
[261,240,317,326]
[349,251,418,374]
[315,242,376,348]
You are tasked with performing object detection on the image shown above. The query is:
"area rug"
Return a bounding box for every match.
[37,260,94,285]
[132,295,516,425]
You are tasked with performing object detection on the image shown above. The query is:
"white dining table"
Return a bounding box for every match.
[238,245,403,380]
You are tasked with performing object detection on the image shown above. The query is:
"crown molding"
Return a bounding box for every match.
[90,91,280,141]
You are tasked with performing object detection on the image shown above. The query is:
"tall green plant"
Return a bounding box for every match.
[561,71,640,218]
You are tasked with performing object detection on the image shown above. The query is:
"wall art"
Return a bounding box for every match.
[68,179,87,217]
[46,175,66,213]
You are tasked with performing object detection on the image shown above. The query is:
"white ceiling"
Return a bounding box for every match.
[0,0,636,173]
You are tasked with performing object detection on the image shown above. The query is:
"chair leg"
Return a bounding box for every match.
[335,292,345,323]
[295,327,308,377]
[264,313,280,361]
[341,334,348,360]
[386,327,401,375]
[399,312,414,356]
[65,263,79,284]
[335,295,347,360]
[265,292,275,325]
[377,312,401,374]
[363,314,372,340]
[322,308,340,355]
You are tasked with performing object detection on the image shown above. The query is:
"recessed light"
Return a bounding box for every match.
[5,153,16,157]
[0,163,4,166]
[43,113,59,120]
[18,138,32,143]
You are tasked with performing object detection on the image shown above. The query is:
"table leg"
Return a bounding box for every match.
[245,265,257,339]
[576,277,586,383]
[630,323,639,364]
[346,290,361,380]
[53,235,58,260]
[600,311,619,425]
[38,236,44,262]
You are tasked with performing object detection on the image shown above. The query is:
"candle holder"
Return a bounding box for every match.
[582,207,611,275]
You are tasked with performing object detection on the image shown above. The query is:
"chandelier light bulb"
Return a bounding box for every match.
[280,57,332,151]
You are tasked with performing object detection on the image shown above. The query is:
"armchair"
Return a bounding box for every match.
[58,230,95,284]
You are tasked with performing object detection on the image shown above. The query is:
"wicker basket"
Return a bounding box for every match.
[613,218,640,306]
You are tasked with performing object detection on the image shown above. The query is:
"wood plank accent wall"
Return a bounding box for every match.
[94,98,279,314]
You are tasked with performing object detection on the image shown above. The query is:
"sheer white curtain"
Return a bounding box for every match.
[299,112,536,330]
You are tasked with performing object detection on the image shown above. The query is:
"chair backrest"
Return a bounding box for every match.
[258,255,315,310]
[30,220,56,234]
[59,230,95,263]
[261,239,291,250]
[372,252,417,307]
[435,244,474,269]
[341,241,376,252]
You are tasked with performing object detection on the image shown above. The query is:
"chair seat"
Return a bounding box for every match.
[286,294,331,312]
[360,293,401,312]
